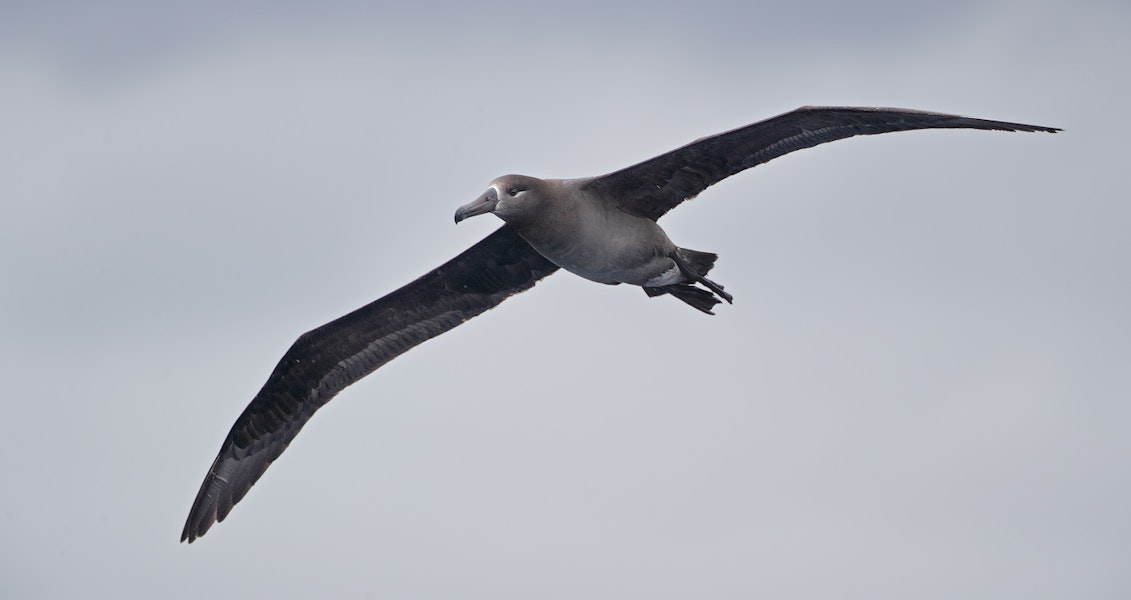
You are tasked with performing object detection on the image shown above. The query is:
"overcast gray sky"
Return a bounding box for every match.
[2,1,1128,598]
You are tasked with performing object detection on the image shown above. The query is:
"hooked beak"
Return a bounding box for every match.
[454,188,499,224]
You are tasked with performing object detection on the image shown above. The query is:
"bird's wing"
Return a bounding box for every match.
[583,106,1060,221]
[182,225,558,542]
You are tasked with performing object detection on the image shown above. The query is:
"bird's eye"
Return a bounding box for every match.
[507,187,522,196]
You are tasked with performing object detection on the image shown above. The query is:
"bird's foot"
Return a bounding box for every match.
[669,252,733,304]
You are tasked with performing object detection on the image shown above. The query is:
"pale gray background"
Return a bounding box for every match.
[2,1,1128,598]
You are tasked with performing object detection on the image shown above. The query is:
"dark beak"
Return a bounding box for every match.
[454,188,499,224]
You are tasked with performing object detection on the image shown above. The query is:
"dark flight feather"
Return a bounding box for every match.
[585,106,1060,221]
[181,226,557,542]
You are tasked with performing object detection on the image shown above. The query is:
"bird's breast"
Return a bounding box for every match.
[512,201,676,286]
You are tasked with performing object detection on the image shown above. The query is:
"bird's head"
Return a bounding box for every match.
[455,175,543,224]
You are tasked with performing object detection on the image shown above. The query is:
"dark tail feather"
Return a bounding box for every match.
[675,248,718,277]
[643,284,721,315]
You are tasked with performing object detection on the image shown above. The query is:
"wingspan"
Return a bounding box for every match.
[181,225,558,542]
[584,106,1060,221]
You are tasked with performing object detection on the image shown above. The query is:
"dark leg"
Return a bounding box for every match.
[669,252,734,304]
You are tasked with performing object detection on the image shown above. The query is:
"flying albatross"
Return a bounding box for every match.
[182,106,1059,542]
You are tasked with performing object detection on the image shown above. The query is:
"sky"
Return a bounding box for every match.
[2,1,1128,598]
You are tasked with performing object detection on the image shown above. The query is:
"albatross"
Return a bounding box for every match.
[182,106,1059,542]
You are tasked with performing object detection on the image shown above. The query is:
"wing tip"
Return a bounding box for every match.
[181,462,228,544]
[181,498,217,544]
[791,105,1061,133]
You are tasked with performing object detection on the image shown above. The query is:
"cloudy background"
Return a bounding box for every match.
[2,1,1128,598]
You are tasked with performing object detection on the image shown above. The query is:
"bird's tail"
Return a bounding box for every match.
[642,247,730,315]
[674,247,718,277]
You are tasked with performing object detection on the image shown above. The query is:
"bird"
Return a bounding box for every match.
[182,106,1059,542]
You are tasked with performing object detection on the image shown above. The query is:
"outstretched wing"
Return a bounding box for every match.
[182,225,558,542]
[584,106,1060,221]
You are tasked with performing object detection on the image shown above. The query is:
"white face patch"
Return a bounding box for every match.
[489,183,508,214]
